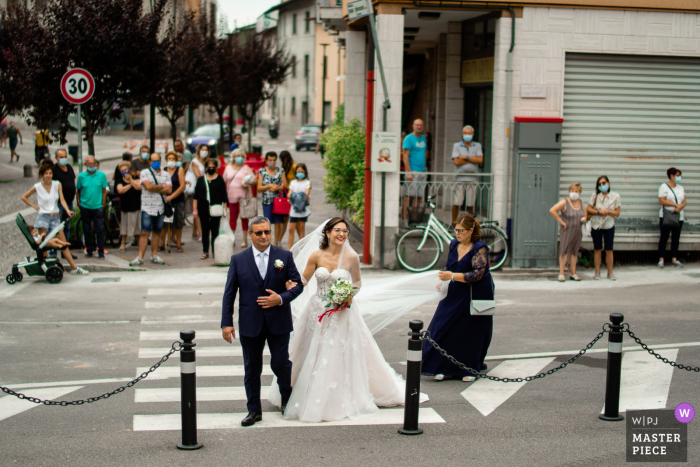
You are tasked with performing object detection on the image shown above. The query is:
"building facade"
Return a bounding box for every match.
[325,0,700,266]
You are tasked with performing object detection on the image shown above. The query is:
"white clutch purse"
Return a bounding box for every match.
[470,278,495,316]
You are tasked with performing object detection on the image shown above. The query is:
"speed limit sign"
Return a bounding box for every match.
[60,68,95,105]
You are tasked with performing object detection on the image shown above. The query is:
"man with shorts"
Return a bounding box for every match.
[451,125,483,225]
[130,153,171,266]
[402,119,428,228]
[7,121,22,163]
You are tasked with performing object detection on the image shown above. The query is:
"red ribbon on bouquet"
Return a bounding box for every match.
[318,302,350,323]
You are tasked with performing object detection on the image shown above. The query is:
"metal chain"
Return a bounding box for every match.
[622,324,700,373]
[421,328,608,382]
[0,341,183,406]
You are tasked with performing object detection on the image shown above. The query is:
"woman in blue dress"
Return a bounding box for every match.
[422,214,494,382]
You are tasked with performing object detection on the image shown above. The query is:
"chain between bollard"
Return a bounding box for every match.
[0,341,183,406]
[622,324,700,373]
[420,328,608,383]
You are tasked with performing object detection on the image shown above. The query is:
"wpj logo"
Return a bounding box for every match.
[626,409,689,462]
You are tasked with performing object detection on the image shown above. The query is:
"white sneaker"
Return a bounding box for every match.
[129,257,143,266]
[673,260,684,268]
[70,266,89,275]
[657,260,664,268]
[433,374,445,381]
[151,256,165,265]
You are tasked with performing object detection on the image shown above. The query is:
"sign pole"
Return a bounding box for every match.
[77,104,83,174]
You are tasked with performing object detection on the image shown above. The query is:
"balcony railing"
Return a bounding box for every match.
[398,172,494,227]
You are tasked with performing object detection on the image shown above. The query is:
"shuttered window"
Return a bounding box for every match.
[562,53,700,225]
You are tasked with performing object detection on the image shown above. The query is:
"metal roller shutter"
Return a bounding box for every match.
[562,53,700,227]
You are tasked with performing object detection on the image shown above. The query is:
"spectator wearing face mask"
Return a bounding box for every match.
[229,133,248,155]
[131,146,151,172]
[52,148,77,246]
[189,144,209,242]
[116,161,141,251]
[658,168,687,268]
[257,151,288,246]
[223,148,255,248]
[112,152,133,191]
[587,176,621,280]
[76,156,110,258]
[287,163,311,249]
[193,158,228,260]
[162,151,187,253]
[549,182,587,282]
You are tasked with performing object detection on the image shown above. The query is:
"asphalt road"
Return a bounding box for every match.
[1,266,698,467]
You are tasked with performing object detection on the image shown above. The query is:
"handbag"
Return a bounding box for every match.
[148,168,173,217]
[272,187,291,215]
[470,276,496,316]
[239,188,257,218]
[205,176,224,217]
[184,167,196,196]
[662,184,680,229]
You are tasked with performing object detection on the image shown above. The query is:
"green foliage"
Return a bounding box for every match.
[321,105,366,225]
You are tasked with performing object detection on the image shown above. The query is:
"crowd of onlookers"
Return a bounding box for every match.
[17,140,314,270]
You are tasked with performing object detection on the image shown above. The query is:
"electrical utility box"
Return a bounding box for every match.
[510,117,563,268]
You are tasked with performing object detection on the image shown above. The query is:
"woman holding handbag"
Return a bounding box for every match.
[193,158,228,260]
[223,148,256,249]
[422,214,494,382]
[257,151,289,247]
[658,168,686,268]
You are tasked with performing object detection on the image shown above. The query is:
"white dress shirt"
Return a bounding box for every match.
[253,245,282,305]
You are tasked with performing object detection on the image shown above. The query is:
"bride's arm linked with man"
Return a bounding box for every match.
[220,216,303,427]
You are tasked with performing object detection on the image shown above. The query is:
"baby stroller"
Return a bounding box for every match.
[6,213,66,284]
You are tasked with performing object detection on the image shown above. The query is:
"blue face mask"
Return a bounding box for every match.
[121,170,129,177]
[58,158,69,166]
[176,161,183,168]
[676,175,682,182]
[87,166,97,173]
[463,135,473,143]
[296,173,305,179]
[140,152,149,160]
[235,157,245,165]
[599,184,609,193]
[151,161,161,170]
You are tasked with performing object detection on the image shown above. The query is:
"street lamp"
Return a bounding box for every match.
[320,43,329,132]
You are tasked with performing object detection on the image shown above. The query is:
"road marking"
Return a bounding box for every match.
[135,385,260,403]
[461,357,556,417]
[136,365,273,380]
[145,300,219,309]
[133,408,445,431]
[0,386,84,422]
[0,320,130,325]
[2,378,133,391]
[140,330,222,341]
[147,287,222,296]
[483,341,700,361]
[602,349,678,414]
[0,281,31,299]
[138,346,269,358]
[141,315,219,324]
[0,207,35,225]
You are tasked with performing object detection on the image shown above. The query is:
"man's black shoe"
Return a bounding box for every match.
[241,412,262,427]
[281,398,289,414]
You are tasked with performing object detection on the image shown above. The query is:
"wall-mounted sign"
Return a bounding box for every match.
[347,0,369,21]
[461,57,494,84]
[371,132,400,173]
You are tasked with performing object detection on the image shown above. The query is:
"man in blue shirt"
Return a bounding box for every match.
[401,119,428,228]
[76,156,109,258]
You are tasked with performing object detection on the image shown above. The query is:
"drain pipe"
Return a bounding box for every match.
[412,1,515,223]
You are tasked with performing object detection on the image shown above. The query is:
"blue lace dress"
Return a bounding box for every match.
[421,239,494,378]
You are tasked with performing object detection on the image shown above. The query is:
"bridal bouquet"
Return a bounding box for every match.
[318,278,357,322]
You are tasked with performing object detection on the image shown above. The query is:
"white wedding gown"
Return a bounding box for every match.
[268,221,447,423]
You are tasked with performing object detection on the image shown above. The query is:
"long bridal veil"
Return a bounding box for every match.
[290,219,448,334]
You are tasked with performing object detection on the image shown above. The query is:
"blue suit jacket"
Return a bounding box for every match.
[221,245,303,337]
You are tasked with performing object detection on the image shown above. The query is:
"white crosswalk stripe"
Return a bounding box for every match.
[0,386,84,422]
[133,408,446,431]
[138,346,269,358]
[141,315,219,324]
[145,301,219,309]
[137,365,273,380]
[140,330,222,341]
[147,287,222,296]
[135,386,257,403]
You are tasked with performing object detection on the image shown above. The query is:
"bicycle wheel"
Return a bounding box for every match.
[396,228,442,272]
[480,226,508,270]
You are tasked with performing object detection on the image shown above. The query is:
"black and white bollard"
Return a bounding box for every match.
[599,313,624,422]
[399,320,424,435]
[177,330,203,450]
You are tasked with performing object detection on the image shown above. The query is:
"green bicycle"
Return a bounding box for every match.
[396,195,509,272]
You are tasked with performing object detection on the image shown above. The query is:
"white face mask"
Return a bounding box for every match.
[166,161,176,169]
[569,192,580,201]
[200,150,209,158]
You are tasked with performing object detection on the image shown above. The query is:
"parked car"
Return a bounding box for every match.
[295,124,322,151]
[186,124,230,156]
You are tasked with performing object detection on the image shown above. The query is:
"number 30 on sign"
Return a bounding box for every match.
[60,68,95,104]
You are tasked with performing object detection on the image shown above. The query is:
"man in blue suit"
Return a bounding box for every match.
[221,216,303,426]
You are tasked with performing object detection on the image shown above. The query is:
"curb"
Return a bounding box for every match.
[75,263,146,273]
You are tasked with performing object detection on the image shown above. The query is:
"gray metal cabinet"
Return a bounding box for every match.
[511,119,563,268]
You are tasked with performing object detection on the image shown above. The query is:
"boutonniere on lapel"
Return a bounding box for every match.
[274,259,284,272]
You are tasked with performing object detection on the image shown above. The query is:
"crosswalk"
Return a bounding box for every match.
[132,287,446,431]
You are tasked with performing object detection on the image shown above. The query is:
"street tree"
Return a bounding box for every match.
[35,0,170,155]
[155,12,210,144]
[235,35,293,151]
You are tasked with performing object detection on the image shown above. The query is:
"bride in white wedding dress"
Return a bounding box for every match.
[269,217,447,423]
